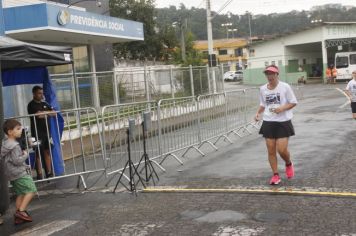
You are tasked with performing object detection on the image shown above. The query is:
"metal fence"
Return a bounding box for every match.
[101,101,164,184]
[157,96,202,165]
[101,89,262,177]
[5,107,105,188]
[49,66,225,111]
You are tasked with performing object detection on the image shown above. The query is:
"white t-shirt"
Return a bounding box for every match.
[346,79,356,102]
[259,81,298,122]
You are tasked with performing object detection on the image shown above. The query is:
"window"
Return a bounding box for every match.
[219,49,228,55]
[335,56,348,69]
[265,61,269,66]
[350,54,356,65]
[271,61,276,65]
[303,59,307,65]
[235,48,243,57]
[249,49,255,57]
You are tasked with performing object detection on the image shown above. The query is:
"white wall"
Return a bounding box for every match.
[284,46,321,65]
[284,27,323,45]
[249,40,285,68]
[324,24,356,40]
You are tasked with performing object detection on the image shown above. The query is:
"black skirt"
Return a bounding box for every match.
[351,102,356,113]
[259,120,295,139]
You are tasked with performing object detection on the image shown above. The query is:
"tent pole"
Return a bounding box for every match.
[0,62,9,215]
[0,65,3,154]
[71,62,80,109]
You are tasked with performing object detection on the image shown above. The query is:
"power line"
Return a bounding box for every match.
[196,0,205,8]
[216,0,234,14]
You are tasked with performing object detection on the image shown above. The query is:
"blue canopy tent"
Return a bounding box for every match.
[0,36,73,214]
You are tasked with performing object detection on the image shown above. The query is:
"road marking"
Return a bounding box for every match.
[144,187,356,198]
[336,88,351,108]
[11,220,78,236]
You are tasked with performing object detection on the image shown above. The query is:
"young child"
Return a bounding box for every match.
[1,119,37,225]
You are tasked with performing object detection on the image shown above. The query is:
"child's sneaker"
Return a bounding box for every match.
[269,174,281,185]
[14,216,24,225]
[285,163,295,179]
[14,210,32,222]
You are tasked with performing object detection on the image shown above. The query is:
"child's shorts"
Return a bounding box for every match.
[259,120,295,139]
[11,175,37,196]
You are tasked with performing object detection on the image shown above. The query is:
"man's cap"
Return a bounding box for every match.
[263,65,279,74]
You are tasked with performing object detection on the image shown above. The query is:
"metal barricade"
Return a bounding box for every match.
[5,107,105,188]
[290,83,304,100]
[197,93,231,150]
[157,97,203,165]
[225,89,251,137]
[243,88,263,132]
[101,101,164,183]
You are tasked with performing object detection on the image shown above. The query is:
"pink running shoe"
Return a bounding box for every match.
[285,163,294,179]
[269,174,281,185]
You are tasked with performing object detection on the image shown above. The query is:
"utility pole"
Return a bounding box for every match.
[246,11,252,44]
[206,0,216,93]
[181,18,187,62]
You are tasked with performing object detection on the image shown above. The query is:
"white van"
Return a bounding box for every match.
[335,51,356,81]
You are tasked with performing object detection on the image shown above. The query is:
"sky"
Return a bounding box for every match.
[154,0,356,15]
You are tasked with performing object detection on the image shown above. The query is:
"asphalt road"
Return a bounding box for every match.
[1,83,356,236]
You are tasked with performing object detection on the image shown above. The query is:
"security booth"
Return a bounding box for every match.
[243,22,356,85]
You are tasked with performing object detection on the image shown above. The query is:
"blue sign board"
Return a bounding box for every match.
[0,0,5,35]
[4,3,144,41]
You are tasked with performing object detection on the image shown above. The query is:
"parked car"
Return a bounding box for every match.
[223,70,243,81]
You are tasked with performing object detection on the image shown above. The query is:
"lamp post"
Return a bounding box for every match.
[228,28,237,38]
[172,19,187,62]
[311,19,323,24]
[221,22,232,39]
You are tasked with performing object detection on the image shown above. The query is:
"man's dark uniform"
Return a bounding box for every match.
[27,100,52,150]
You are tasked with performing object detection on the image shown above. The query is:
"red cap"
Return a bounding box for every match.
[264,66,279,74]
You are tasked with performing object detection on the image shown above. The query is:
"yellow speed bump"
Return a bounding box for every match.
[143,187,356,198]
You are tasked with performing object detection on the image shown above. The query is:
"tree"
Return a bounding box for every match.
[110,0,162,61]
[156,4,356,40]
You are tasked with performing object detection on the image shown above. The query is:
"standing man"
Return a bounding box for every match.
[331,65,337,84]
[345,71,356,120]
[326,65,332,84]
[27,86,54,179]
[255,65,298,185]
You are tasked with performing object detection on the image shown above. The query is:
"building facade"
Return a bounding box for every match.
[194,38,248,71]
[245,22,356,85]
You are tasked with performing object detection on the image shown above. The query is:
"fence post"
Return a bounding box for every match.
[157,100,163,158]
[212,67,217,94]
[170,65,175,99]
[197,96,202,144]
[71,63,80,109]
[89,45,100,110]
[220,64,225,92]
[206,64,211,94]
[113,70,120,105]
[189,65,195,97]
[199,68,203,94]
[144,65,151,101]
[224,92,229,133]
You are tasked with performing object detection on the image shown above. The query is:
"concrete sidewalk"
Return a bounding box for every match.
[1,84,356,236]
